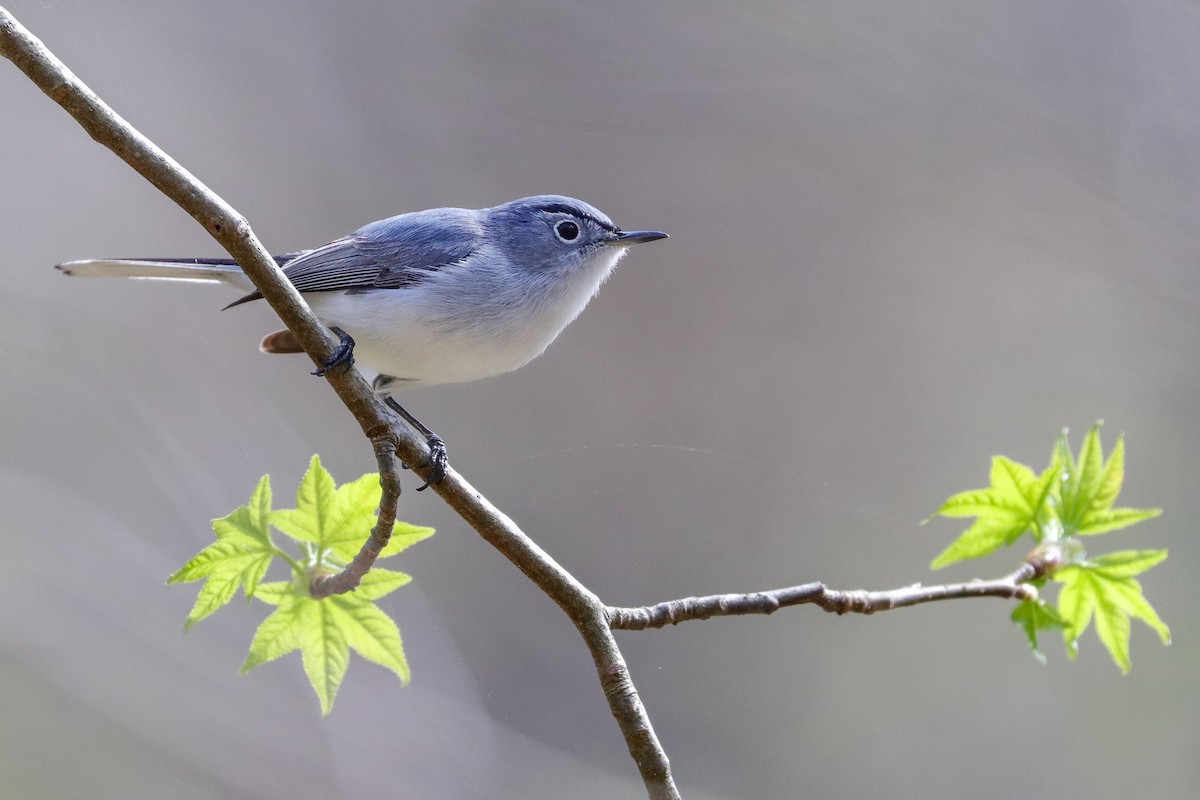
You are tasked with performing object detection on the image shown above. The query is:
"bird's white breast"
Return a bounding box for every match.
[307,245,628,387]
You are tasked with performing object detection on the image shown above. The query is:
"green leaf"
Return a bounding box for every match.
[168,475,277,629]
[1011,599,1066,664]
[241,583,409,714]
[172,457,434,711]
[272,469,382,557]
[302,599,350,714]
[319,481,431,563]
[930,456,1043,568]
[1075,507,1161,536]
[1056,563,1171,673]
[992,457,1039,510]
[1030,455,1063,542]
[1093,583,1133,673]
[933,426,1160,569]
[1091,436,1125,512]
[1089,549,1169,578]
[1057,567,1095,661]
[251,580,292,605]
[269,455,337,545]
[246,473,273,544]
[929,427,1165,670]
[175,563,248,631]
[363,522,435,561]
[1055,428,1080,515]
[271,462,435,564]
[329,595,410,684]
[241,582,307,669]
[1105,577,1172,646]
[931,516,1029,569]
[324,472,382,540]
[268,508,318,544]
[1055,425,1161,537]
[1062,423,1105,528]
[353,567,413,601]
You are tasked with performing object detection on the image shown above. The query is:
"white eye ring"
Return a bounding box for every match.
[554,219,581,243]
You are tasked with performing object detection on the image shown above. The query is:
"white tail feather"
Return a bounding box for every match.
[55,259,253,290]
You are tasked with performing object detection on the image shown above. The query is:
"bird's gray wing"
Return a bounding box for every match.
[349,207,482,291]
[225,208,482,308]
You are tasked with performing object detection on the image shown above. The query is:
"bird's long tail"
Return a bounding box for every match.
[55,254,303,291]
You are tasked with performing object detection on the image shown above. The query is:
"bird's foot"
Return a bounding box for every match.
[311,327,355,376]
[383,394,449,490]
[414,434,448,491]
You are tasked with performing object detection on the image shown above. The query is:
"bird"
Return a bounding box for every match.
[57,195,668,486]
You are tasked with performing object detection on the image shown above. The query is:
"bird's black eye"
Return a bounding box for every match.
[554,220,580,242]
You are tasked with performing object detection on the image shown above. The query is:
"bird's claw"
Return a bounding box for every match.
[383,394,447,490]
[311,327,355,376]
[414,434,448,491]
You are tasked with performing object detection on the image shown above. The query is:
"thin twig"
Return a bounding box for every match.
[310,435,404,599]
[607,559,1048,630]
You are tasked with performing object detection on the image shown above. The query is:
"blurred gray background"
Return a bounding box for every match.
[2,1,1196,798]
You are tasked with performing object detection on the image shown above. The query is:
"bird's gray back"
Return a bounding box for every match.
[226,207,485,305]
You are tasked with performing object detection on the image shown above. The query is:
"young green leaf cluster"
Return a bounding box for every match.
[930,423,1168,672]
[168,455,434,713]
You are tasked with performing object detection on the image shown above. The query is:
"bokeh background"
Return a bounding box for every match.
[1,1,1196,798]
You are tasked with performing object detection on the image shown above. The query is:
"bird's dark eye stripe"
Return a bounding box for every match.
[536,203,620,234]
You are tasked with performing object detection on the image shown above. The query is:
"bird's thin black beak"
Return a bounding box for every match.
[609,230,669,246]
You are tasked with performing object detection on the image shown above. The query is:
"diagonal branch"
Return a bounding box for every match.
[0,9,679,799]
[607,557,1052,630]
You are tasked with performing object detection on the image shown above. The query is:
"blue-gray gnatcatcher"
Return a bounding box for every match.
[57,195,668,485]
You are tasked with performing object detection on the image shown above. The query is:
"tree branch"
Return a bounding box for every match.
[607,558,1050,630]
